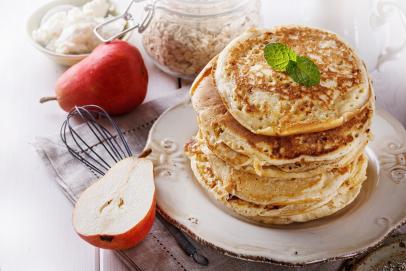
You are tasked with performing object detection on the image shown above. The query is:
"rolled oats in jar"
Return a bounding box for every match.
[142,0,261,80]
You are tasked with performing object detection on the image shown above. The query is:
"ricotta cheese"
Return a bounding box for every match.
[33,0,125,54]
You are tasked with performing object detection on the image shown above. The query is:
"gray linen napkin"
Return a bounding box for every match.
[34,88,344,271]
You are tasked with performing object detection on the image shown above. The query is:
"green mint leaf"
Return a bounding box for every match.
[263,43,297,72]
[286,56,320,87]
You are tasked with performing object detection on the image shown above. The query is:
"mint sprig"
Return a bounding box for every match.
[286,56,320,87]
[263,43,320,87]
[264,43,296,72]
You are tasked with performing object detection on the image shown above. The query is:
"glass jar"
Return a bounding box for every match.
[142,0,261,80]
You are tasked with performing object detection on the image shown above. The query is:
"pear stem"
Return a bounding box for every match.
[39,96,57,103]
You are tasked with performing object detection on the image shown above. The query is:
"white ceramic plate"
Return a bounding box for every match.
[145,98,406,265]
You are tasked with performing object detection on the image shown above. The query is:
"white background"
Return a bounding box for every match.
[1,0,406,270]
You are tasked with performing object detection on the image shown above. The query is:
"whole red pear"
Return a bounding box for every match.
[53,40,148,115]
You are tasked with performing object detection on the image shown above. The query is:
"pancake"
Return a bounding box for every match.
[197,128,367,178]
[186,26,373,225]
[186,138,363,206]
[214,26,371,136]
[187,147,368,224]
[192,59,374,166]
[250,184,363,225]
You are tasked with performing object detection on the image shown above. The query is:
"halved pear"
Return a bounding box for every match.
[73,158,155,250]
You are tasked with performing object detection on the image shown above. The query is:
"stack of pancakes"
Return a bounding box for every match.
[185,26,375,224]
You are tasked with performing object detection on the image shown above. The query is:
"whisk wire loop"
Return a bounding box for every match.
[60,105,132,176]
[77,108,122,163]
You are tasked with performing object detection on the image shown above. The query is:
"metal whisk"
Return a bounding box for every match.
[60,105,209,266]
[60,105,133,176]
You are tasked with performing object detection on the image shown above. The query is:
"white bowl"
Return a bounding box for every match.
[26,0,133,66]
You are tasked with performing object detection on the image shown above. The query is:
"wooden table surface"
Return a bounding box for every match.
[1,0,405,270]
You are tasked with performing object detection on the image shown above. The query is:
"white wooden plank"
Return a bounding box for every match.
[0,0,97,269]
[100,251,129,271]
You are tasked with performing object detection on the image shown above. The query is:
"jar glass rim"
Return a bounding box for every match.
[153,0,253,17]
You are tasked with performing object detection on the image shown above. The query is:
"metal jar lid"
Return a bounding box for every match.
[94,0,157,43]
